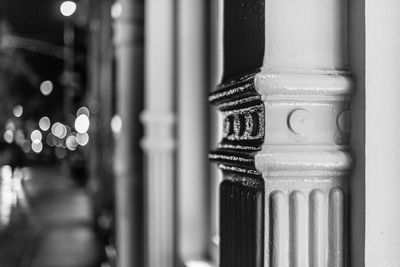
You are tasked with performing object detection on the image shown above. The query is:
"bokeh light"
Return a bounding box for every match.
[12,105,23,118]
[60,1,77,17]
[76,106,90,117]
[111,2,122,19]
[30,130,42,144]
[76,132,89,146]
[51,122,67,139]
[3,130,13,144]
[111,115,122,134]
[39,116,51,131]
[74,114,90,133]
[40,80,53,96]
[66,135,78,151]
[31,142,43,153]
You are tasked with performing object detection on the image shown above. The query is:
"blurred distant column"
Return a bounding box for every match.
[141,0,176,266]
[87,0,114,225]
[177,0,210,263]
[113,0,144,266]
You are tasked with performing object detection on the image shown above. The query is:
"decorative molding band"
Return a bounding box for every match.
[255,70,353,266]
[209,71,260,105]
[255,148,352,174]
[140,111,175,151]
[255,72,353,148]
[209,72,264,154]
[218,164,262,176]
[255,72,354,99]
[113,1,144,46]
[210,72,265,266]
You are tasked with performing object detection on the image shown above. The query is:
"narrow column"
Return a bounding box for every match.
[210,0,353,266]
[113,0,144,266]
[256,0,352,266]
[177,0,211,262]
[141,0,176,266]
[88,0,114,209]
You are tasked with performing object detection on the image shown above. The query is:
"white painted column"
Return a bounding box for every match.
[365,1,400,265]
[255,0,353,265]
[177,0,209,262]
[113,0,144,266]
[141,0,176,266]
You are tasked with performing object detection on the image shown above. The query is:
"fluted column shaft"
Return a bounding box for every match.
[141,0,176,266]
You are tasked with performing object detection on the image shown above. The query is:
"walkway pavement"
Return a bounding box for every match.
[0,165,104,267]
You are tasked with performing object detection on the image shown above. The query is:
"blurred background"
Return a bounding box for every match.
[0,0,220,267]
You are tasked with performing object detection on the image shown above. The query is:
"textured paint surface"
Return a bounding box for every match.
[210,72,266,267]
[223,0,264,81]
[220,178,264,267]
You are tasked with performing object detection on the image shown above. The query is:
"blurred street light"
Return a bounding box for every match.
[111,2,122,19]
[3,130,13,144]
[60,1,76,121]
[74,114,90,133]
[30,130,42,144]
[12,105,23,118]
[39,117,51,131]
[31,142,43,153]
[76,106,90,117]
[40,80,53,96]
[60,1,77,17]
[76,132,89,146]
[111,115,122,134]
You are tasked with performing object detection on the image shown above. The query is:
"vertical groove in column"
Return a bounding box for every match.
[249,187,256,267]
[245,188,251,267]
[270,190,287,267]
[328,188,344,267]
[158,153,165,267]
[239,189,246,266]
[255,189,264,267]
[289,191,308,267]
[220,182,227,267]
[146,151,174,267]
[309,189,326,267]
[220,179,264,267]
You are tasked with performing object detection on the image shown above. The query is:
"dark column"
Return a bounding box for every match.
[113,0,144,266]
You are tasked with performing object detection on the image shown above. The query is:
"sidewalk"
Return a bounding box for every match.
[0,165,104,267]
